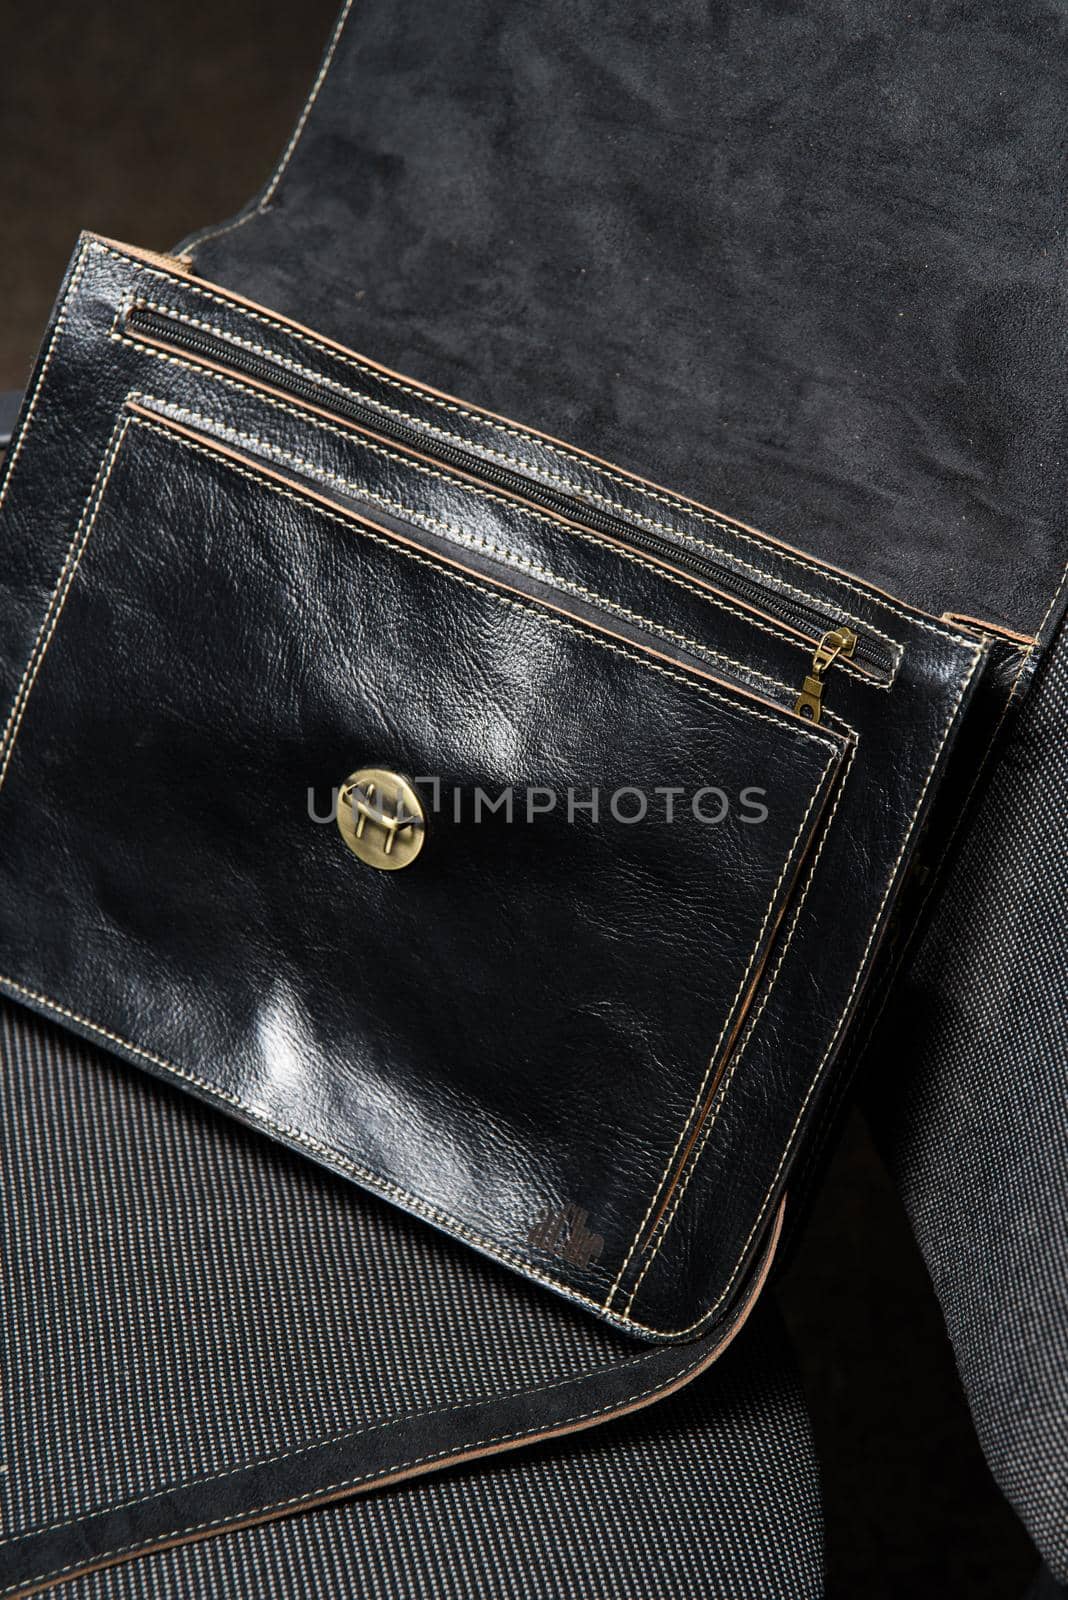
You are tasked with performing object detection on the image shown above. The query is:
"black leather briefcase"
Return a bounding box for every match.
[2,3,1063,1348]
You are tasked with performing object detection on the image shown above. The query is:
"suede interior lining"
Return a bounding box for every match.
[187,0,1068,639]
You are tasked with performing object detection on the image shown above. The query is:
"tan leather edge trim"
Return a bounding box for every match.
[125,348,836,666]
[126,402,847,743]
[110,243,191,276]
[14,1203,783,1598]
[99,233,956,631]
[629,744,843,1259]
[941,612,1035,648]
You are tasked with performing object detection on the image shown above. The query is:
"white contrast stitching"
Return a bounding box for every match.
[123,415,838,755]
[121,339,878,704]
[1031,550,1068,649]
[120,293,923,639]
[136,298,908,663]
[625,638,984,1331]
[117,306,891,691]
[0,1329,659,1548]
[88,241,976,656]
[0,410,837,1337]
[258,0,356,209]
[0,417,132,790]
[109,284,983,649]
[186,0,357,252]
[2,240,998,1340]
[619,734,860,1313]
[0,1287,759,1599]
[135,390,828,711]
[0,970,623,1329]
[605,734,844,1308]
[811,553,1068,1188]
[129,359,810,647]
[607,732,856,1305]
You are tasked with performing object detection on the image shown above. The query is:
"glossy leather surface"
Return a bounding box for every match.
[0,238,997,1338]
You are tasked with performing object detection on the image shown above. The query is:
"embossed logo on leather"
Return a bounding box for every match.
[528,1204,604,1269]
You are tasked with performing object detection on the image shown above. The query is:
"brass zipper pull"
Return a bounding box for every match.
[793,625,857,724]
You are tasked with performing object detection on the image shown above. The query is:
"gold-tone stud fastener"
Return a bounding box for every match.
[337,768,426,871]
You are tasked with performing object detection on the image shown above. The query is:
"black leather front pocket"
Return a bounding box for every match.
[0,405,845,1330]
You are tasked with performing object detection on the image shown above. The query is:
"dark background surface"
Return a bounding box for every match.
[0,4,1037,1594]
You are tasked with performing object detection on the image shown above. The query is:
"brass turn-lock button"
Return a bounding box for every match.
[337,768,426,871]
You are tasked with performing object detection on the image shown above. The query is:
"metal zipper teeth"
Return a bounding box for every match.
[125,307,892,678]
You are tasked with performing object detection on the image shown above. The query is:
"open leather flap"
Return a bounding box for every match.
[2,5,1067,1591]
[0,229,993,1592]
[188,0,1068,645]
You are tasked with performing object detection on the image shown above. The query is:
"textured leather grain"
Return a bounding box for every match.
[0,237,996,1338]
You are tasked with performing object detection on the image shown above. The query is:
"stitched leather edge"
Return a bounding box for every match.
[129,386,854,718]
[606,730,859,1308]
[182,0,358,253]
[121,296,910,669]
[0,238,94,525]
[113,302,893,693]
[112,281,954,646]
[85,237,981,660]
[0,415,132,788]
[0,406,838,1340]
[1,1202,781,1599]
[624,638,985,1331]
[0,238,993,1339]
[90,242,981,650]
[127,413,841,747]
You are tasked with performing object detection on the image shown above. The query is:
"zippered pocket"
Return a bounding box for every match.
[122,302,896,724]
[0,237,988,1340]
[0,399,847,1334]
